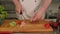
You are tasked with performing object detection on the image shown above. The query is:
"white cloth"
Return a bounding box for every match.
[17,0,42,20]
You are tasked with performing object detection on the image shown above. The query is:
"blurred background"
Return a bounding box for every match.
[0,0,60,21]
[0,0,16,19]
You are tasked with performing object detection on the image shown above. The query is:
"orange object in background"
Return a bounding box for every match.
[0,31,12,34]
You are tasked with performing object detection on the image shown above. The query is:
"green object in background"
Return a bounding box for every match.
[9,21,16,26]
[0,5,4,11]
[0,5,8,19]
[0,5,8,26]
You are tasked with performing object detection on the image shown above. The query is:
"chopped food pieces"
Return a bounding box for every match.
[15,20,21,25]
[20,21,26,27]
[9,21,16,26]
[44,23,50,29]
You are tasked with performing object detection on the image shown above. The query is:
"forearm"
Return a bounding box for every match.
[39,0,52,16]
[12,0,22,7]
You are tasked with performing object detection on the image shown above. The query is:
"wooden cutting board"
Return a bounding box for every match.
[0,20,53,32]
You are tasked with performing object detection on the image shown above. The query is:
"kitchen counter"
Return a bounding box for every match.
[0,20,53,33]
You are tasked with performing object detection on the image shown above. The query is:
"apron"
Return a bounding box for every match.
[16,0,44,20]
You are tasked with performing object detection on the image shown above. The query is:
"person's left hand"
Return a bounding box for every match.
[30,11,42,22]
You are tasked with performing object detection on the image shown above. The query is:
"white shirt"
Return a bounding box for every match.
[17,0,43,20]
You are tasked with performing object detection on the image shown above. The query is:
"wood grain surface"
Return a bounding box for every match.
[0,20,53,32]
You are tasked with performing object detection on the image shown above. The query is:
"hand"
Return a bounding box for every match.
[30,0,52,22]
[30,11,42,22]
[15,5,22,14]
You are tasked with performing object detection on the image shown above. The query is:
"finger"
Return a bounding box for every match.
[30,14,37,22]
[30,11,38,22]
[31,12,37,19]
[32,14,41,22]
[32,16,37,21]
[31,11,38,17]
[30,16,37,22]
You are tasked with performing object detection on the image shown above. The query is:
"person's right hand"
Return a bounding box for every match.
[15,5,22,14]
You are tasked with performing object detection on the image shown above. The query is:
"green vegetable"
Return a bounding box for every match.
[9,21,16,26]
[0,5,8,19]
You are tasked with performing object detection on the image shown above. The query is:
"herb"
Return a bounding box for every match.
[0,5,8,19]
